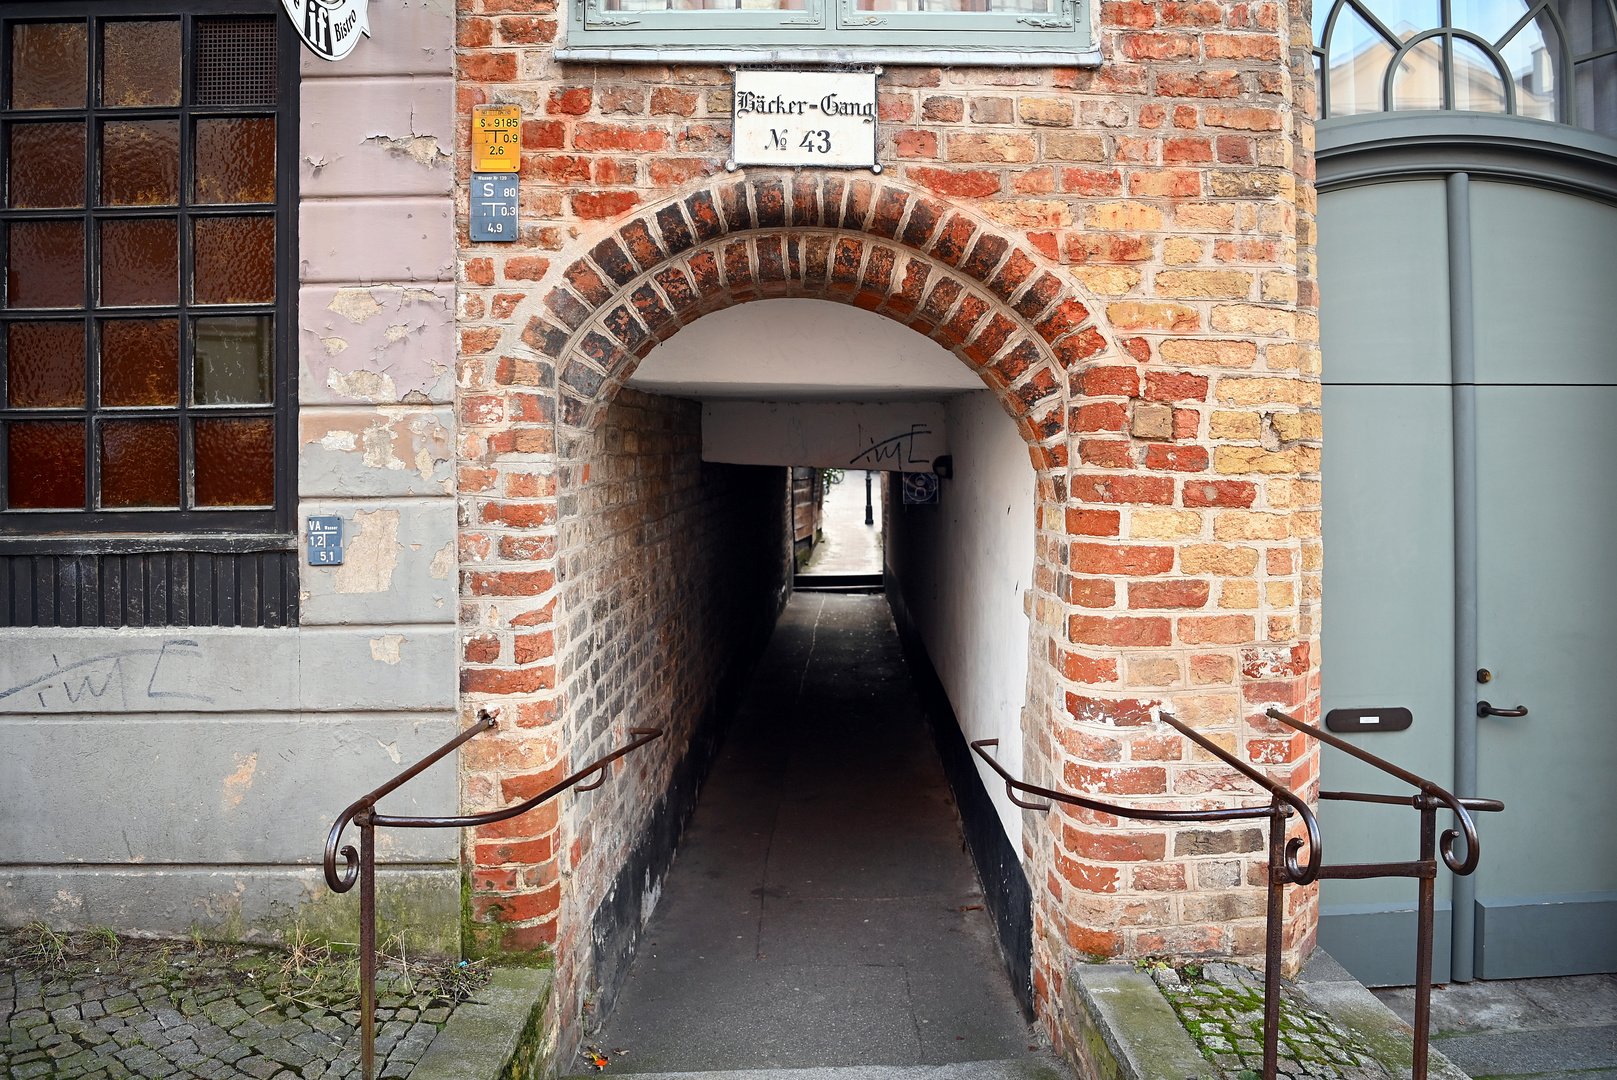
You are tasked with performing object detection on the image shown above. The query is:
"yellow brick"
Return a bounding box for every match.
[1019,97,1074,126]
[1163,237,1204,265]
[1107,301,1200,332]
[1296,312,1320,342]
[1271,412,1323,441]
[1300,347,1323,375]
[1213,510,1291,540]
[1044,131,1106,161]
[1216,377,1321,407]
[1265,479,1295,508]
[1266,581,1296,607]
[1291,510,1322,537]
[1266,342,1298,370]
[1210,411,1262,440]
[1126,656,1182,687]
[1180,544,1260,575]
[1175,203,1237,230]
[1072,266,1141,296]
[1261,273,1298,302]
[1294,479,1321,504]
[1161,339,1257,369]
[1301,542,1323,570]
[1210,304,1295,336]
[983,200,1072,228]
[1155,270,1254,299]
[1131,509,1203,538]
[1088,201,1164,230]
[1219,580,1259,608]
[1170,692,1239,726]
[1215,446,1296,474]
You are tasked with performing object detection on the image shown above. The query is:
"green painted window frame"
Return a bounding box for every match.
[565,0,1093,57]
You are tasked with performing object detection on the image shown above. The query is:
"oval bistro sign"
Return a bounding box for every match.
[281,0,371,61]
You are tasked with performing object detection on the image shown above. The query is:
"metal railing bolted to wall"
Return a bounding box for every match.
[972,706,1503,1080]
[323,711,663,1080]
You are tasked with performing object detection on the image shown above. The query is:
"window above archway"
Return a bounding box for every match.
[1312,0,1617,136]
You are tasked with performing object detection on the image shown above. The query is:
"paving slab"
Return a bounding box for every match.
[1372,973,1617,1080]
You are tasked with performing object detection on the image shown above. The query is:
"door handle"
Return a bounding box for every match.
[1477,700,1528,718]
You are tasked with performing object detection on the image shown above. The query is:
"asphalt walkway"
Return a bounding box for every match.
[591,593,1043,1073]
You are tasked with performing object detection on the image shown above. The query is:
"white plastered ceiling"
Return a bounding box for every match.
[625,297,985,401]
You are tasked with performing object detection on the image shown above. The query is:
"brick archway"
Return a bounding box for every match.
[523,172,1119,452]
[454,170,1319,1058]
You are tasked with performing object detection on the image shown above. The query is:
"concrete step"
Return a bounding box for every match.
[793,572,884,593]
[563,1061,1068,1080]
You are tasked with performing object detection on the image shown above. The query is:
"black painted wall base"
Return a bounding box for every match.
[885,567,1035,1019]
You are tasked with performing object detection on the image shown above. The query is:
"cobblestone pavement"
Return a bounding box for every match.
[1,927,488,1080]
[1154,962,1394,1080]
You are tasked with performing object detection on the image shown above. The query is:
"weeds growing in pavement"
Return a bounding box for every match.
[18,921,67,968]
[91,925,121,960]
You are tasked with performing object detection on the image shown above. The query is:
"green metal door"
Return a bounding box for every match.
[1468,181,1617,978]
[1318,176,1617,983]
[1318,178,1461,985]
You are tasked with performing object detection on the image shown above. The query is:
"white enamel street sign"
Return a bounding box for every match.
[281,0,370,61]
[728,69,880,172]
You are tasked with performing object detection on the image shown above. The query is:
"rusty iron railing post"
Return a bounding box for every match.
[1413,794,1438,1080]
[324,715,663,1080]
[1264,707,1503,1080]
[358,815,375,1080]
[1263,805,1287,1080]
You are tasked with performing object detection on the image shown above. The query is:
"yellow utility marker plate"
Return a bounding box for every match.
[472,105,520,173]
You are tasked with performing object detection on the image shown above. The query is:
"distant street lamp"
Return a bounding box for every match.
[865,470,874,526]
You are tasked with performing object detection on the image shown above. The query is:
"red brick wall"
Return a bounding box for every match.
[458,387,791,1048]
[454,0,1323,1056]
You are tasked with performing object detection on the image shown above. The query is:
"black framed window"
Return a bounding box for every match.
[0,3,296,538]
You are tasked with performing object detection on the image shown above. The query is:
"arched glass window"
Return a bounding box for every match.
[1313,0,1617,135]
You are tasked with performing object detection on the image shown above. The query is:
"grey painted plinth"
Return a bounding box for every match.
[412,968,557,1080]
[1063,965,1212,1080]
[1297,949,1470,1080]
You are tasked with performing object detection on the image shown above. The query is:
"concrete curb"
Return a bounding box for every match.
[1063,965,1215,1080]
[565,1065,1069,1080]
[411,968,557,1080]
[1296,950,1470,1080]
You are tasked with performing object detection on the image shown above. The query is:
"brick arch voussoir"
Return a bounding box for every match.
[517,172,1125,472]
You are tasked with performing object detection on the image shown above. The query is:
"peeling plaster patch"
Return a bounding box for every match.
[428,542,454,580]
[306,155,329,172]
[334,509,402,593]
[385,324,412,343]
[377,739,402,765]
[403,288,441,304]
[327,367,398,403]
[322,337,349,356]
[370,633,406,665]
[328,288,387,325]
[320,430,358,452]
[366,133,451,167]
[222,752,258,810]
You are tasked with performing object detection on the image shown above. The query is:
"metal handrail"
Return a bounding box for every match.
[1266,707,1503,1080]
[974,705,1503,1080]
[322,711,663,1080]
